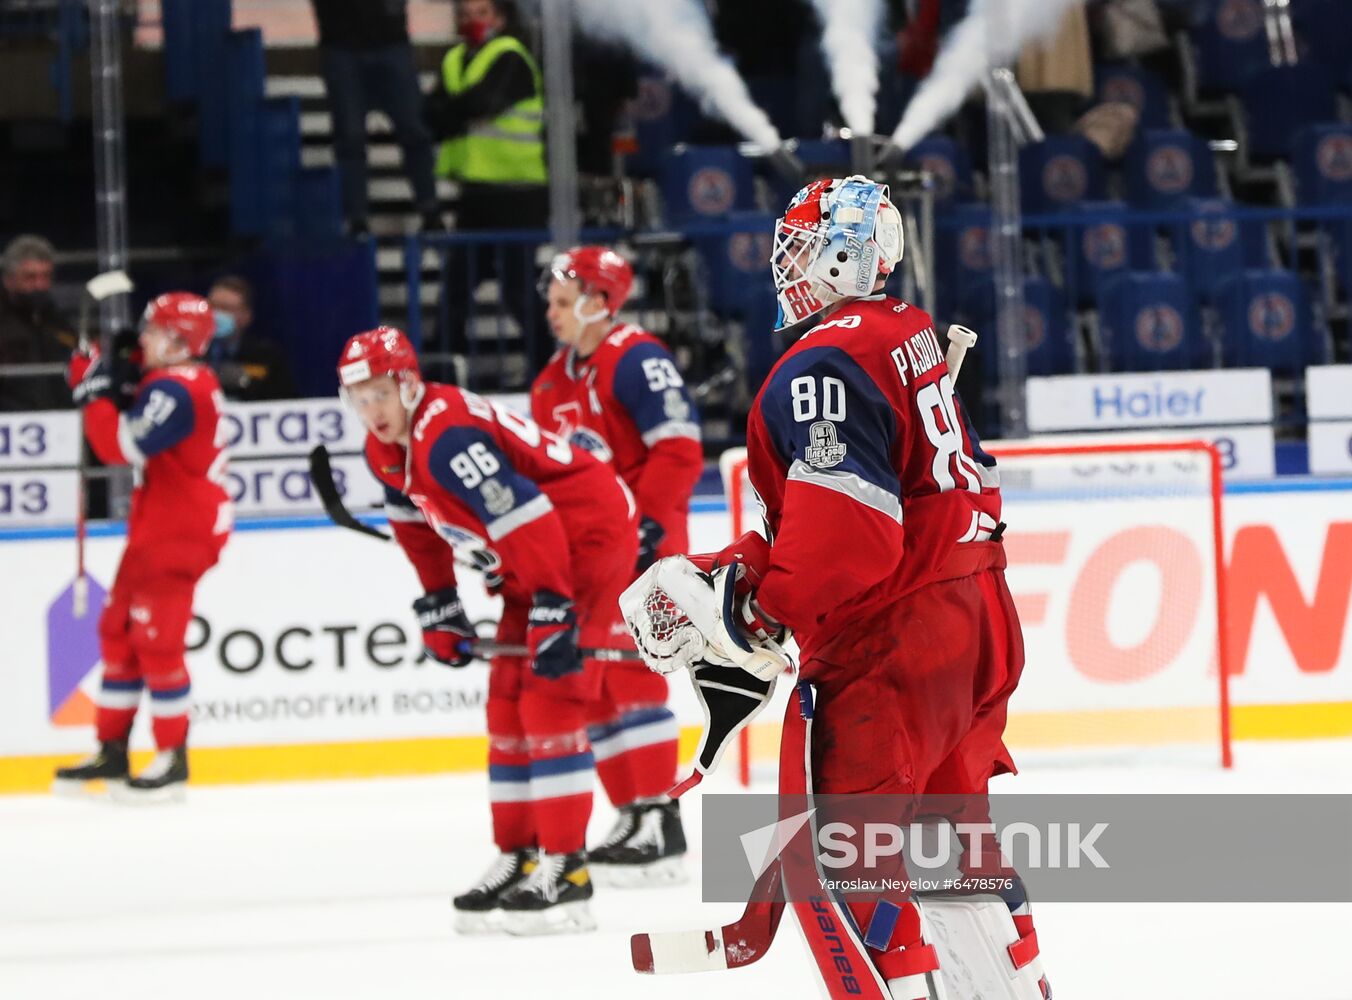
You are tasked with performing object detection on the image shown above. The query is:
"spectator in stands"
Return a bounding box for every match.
[1016,1,1094,134]
[309,0,443,237]
[0,234,76,412]
[423,0,550,380]
[206,276,297,402]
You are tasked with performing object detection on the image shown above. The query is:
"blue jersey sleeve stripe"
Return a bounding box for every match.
[426,425,544,528]
[611,340,699,437]
[121,379,196,459]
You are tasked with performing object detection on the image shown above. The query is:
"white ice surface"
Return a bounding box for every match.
[2,739,1348,1000]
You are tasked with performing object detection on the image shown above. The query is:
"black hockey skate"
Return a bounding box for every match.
[586,804,639,865]
[116,747,188,804]
[52,741,129,796]
[591,798,687,887]
[498,850,596,936]
[452,849,538,934]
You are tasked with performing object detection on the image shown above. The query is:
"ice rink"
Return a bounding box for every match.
[2,739,1348,1000]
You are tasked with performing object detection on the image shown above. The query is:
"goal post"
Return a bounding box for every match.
[720,439,1233,783]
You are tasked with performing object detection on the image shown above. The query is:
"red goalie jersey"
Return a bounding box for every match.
[365,383,636,602]
[530,324,701,557]
[745,294,1002,660]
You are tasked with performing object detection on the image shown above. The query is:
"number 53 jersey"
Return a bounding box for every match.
[745,294,1004,660]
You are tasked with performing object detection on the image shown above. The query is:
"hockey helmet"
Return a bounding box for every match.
[337,326,424,409]
[142,292,215,357]
[770,175,905,330]
[541,245,634,324]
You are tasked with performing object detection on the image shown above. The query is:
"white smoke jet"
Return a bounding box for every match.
[891,0,1081,153]
[571,0,782,151]
[807,0,884,136]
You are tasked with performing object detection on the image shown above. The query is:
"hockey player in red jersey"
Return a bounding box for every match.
[54,292,232,802]
[339,327,637,935]
[622,177,1050,999]
[531,246,701,885]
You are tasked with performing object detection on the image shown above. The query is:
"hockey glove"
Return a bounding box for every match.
[527,590,582,679]
[635,515,666,573]
[413,587,475,667]
[69,347,140,411]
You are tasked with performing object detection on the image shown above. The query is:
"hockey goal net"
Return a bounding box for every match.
[720,440,1234,783]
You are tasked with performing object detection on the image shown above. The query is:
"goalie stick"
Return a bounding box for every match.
[631,856,787,975]
[462,639,642,663]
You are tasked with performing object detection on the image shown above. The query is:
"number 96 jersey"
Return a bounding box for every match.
[745,294,1003,660]
[364,384,637,601]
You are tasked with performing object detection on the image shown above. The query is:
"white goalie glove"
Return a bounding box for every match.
[619,555,793,682]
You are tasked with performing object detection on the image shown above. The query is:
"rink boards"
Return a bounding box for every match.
[2,481,1352,792]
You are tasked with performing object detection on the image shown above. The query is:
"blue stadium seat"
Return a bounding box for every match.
[1240,64,1339,160]
[658,145,757,226]
[625,71,696,178]
[1174,198,1270,305]
[1215,270,1327,374]
[904,134,974,210]
[1125,129,1219,208]
[1097,272,1211,372]
[1191,0,1271,94]
[1096,63,1172,129]
[1291,124,1352,204]
[1291,0,1352,74]
[1019,135,1106,214]
[695,211,776,315]
[935,204,994,320]
[963,276,1077,378]
[1062,201,1157,306]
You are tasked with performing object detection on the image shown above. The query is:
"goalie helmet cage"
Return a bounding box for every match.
[719,440,1234,786]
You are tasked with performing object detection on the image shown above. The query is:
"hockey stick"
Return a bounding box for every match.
[631,856,787,974]
[461,639,642,663]
[73,269,134,618]
[944,324,977,381]
[308,444,392,541]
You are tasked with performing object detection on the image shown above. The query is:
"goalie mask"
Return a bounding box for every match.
[771,175,905,331]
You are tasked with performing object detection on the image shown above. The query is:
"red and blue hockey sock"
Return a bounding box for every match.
[588,703,679,806]
[528,738,596,855]
[147,681,191,749]
[95,676,143,744]
[488,732,535,852]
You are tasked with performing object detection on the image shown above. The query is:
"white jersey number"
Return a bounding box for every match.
[916,375,982,494]
[789,375,847,423]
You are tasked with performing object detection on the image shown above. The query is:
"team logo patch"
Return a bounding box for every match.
[1101,75,1145,112]
[688,167,736,216]
[634,77,673,122]
[480,478,516,517]
[920,154,957,200]
[1042,155,1088,204]
[1147,145,1194,195]
[804,420,847,469]
[663,388,691,422]
[1083,222,1127,270]
[959,225,992,270]
[1316,133,1352,183]
[728,231,773,273]
[1024,304,1047,351]
[1217,0,1262,40]
[1190,210,1237,251]
[1248,292,1296,341]
[568,426,614,463]
[1135,305,1185,353]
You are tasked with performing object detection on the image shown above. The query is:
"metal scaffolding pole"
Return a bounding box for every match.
[985,26,1029,437]
[540,0,581,249]
[89,0,132,339]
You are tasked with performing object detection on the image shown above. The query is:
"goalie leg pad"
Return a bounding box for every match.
[918,895,1049,999]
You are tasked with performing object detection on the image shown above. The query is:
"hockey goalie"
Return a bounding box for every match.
[622,176,1051,999]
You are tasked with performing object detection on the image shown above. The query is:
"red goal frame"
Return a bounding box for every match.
[722,439,1234,784]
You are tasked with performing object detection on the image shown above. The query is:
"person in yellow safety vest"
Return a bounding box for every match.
[423,0,551,382]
